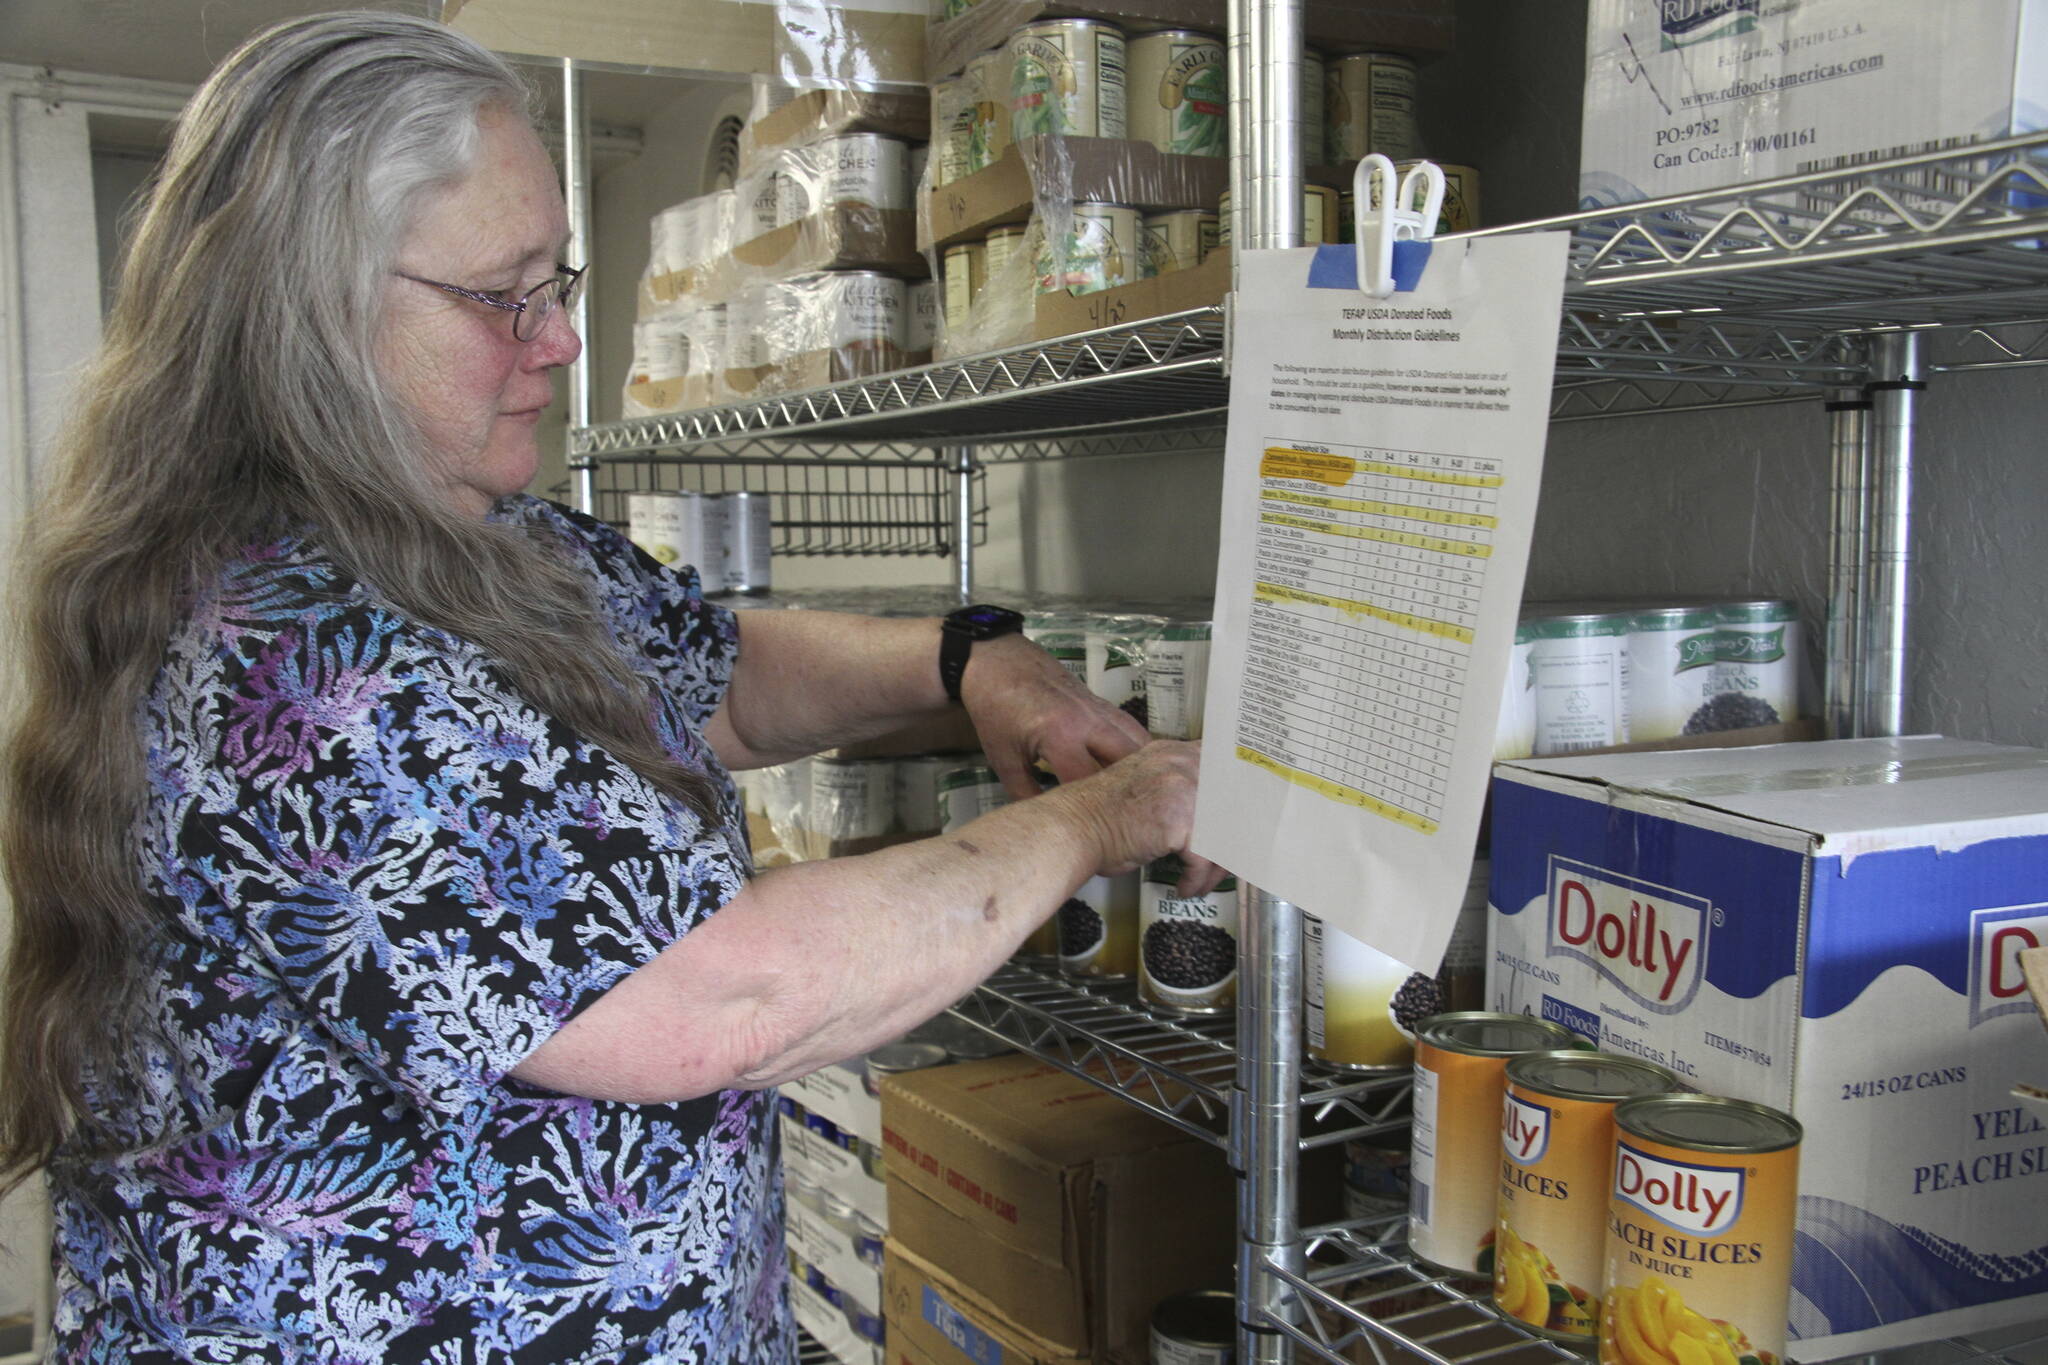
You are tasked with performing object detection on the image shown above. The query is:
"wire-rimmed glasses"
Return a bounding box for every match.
[396,262,585,341]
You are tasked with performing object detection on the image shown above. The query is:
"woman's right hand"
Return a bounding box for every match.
[1054,740,1227,896]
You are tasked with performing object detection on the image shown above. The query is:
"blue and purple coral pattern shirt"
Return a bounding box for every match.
[49,498,792,1363]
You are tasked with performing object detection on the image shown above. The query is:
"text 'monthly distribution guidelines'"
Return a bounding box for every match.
[1192,234,1569,971]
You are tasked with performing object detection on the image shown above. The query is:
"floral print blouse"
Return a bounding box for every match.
[49,498,791,1363]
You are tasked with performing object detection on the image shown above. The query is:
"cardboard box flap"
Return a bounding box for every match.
[884,1241,1090,1365]
[1497,737,2048,856]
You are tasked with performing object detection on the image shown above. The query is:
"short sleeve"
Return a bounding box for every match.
[188,612,745,1116]
[504,497,742,730]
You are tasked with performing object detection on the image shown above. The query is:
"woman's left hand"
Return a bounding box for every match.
[958,633,1151,800]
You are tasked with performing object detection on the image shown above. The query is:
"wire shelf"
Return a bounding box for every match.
[945,962,1412,1153]
[573,309,1227,454]
[583,447,985,558]
[1267,1218,1586,1365]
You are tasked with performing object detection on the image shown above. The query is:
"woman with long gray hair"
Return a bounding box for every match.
[0,11,1215,1361]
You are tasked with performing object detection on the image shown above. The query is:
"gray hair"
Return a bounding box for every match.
[1,11,719,1181]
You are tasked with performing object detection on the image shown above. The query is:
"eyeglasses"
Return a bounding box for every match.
[396,262,586,342]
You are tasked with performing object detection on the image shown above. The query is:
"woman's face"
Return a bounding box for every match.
[378,104,581,519]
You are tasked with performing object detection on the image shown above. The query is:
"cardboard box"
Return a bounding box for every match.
[923,138,1231,254]
[1487,737,2048,1356]
[880,1054,1235,1359]
[1032,245,1229,342]
[926,0,1455,82]
[740,88,932,168]
[735,208,928,280]
[621,372,723,419]
[443,0,921,85]
[1579,0,2048,207]
[884,1241,1090,1365]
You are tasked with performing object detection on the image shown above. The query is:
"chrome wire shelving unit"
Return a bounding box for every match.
[555,30,2048,1364]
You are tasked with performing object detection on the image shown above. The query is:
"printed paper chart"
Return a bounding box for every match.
[1238,441,1500,837]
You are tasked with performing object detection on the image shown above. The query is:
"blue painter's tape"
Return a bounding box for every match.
[1305,238,1432,292]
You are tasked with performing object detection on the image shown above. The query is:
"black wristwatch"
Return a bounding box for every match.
[939,604,1026,702]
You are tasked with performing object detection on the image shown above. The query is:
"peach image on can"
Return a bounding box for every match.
[1408,1013,1578,1277]
[1601,1094,1802,1365]
[1495,1051,1679,1341]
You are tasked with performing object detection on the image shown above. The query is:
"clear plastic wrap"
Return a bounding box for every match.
[730,133,929,281]
[623,303,730,418]
[724,270,931,400]
[738,75,931,174]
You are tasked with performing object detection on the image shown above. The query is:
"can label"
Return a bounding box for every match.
[893,755,953,836]
[1151,1329,1229,1365]
[1128,32,1226,156]
[1025,618,1088,680]
[1305,914,1438,1071]
[1145,626,1212,740]
[937,767,1007,834]
[1328,53,1419,161]
[1495,1086,1608,1339]
[904,279,939,355]
[1010,21,1128,141]
[1410,1044,1507,1275]
[1704,603,1801,733]
[943,243,983,332]
[808,760,896,841]
[1602,1135,1798,1365]
[1058,870,1139,978]
[932,75,977,186]
[967,49,1013,173]
[1300,48,1327,167]
[626,491,705,571]
[1629,608,1721,743]
[1528,617,1630,755]
[819,134,909,212]
[814,272,905,352]
[1139,866,1238,1013]
[1036,204,1136,297]
[1140,212,1219,278]
[725,492,771,594]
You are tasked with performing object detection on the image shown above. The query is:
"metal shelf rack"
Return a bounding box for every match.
[545,18,2048,1365]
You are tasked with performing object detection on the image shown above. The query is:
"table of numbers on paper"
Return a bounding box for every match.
[1236,440,1501,837]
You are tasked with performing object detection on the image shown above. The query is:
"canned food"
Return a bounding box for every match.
[843,1299,886,1345]
[1301,46,1327,167]
[1127,29,1226,157]
[1058,870,1140,979]
[1408,1012,1580,1277]
[1496,1051,1681,1341]
[1527,611,1631,755]
[1343,1128,1412,1219]
[697,492,735,596]
[1217,185,1339,247]
[1139,856,1240,1014]
[984,223,1029,278]
[807,757,895,841]
[626,490,708,572]
[904,279,939,355]
[1144,621,1212,740]
[863,1041,949,1096]
[1035,202,1138,297]
[785,133,911,219]
[967,47,1013,172]
[629,320,686,386]
[1494,618,1538,761]
[1010,18,1128,142]
[1083,614,1161,717]
[1140,210,1220,278]
[678,305,728,379]
[932,75,976,187]
[720,491,770,595]
[908,143,929,194]
[943,241,985,332]
[1327,52,1419,161]
[1344,161,1483,243]
[1303,912,1440,1072]
[1024,612,1088,680]
[1625,604,1719,743]
[937,762,1007,834]
[784,270,906,358]
[894,752,963,836]
[1150,1288,1234,1364]
[1702,599,1802,733]
[1602,1095,1801,1365]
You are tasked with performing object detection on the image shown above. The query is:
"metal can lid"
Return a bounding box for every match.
[1521,611,1630,638]
[865,1042,950,1076]
[1150,1289,1234,1347]
[1016,16,1124,36]
[1157,620,1213,641]
[1716,599,1799,623]
[1615,1092,1803,1154]
[945,1029,1014,1062]
[1506,1049,1680,1103]
[1133,27,1221,44]
[1334,50,1418,67]
[1630,604,1719,630]
[1415,1011,1579,1059]
[938,764,1000,791]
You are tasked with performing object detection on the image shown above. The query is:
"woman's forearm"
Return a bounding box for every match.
[509,781,1111,1103]
[705,610,951,770]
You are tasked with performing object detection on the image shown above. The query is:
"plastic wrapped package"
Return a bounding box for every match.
[738,75,930,172]
[732,135,929,280]
[772,0,925,91]
[642,190,737,313]
[747,269,930,396]
[623,304,729,418]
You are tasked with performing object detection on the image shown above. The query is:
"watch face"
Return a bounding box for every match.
[954,605,1020,630]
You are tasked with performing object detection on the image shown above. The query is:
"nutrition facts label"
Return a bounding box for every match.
[1239,442,1501,835]
[1192,235,1567,967]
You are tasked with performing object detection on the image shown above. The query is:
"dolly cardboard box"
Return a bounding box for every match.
[884,1241,1088,1365]
[879,1055,1234,1359]
[1489,737,2048,1355]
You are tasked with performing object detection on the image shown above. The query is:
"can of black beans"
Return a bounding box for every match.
[1150,1288,1234,1363]
[1139,856,1239,1014]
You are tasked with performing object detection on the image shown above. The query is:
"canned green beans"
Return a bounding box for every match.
[1035,203,1138,296]
[1010,18,1128,141]
[1327,52,1419,161]
[1141,211,1220,278]
[1127,29,1226,157]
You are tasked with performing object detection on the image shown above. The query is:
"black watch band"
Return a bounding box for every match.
[939,605,1026,703]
